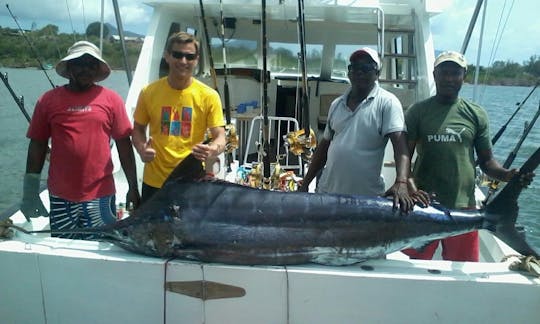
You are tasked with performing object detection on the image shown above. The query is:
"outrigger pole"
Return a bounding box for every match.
[199,0,218,92]
[460,0,484,55]
[218,0,233,172]
[6,4,55,89]
[111,0,132,85]
[1,72,51,153]
[261,0,271,185]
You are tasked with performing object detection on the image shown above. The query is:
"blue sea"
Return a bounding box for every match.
[0,68,539,251]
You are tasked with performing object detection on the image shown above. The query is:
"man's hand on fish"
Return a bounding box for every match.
[406,178,431,208]
[383,180,415,213]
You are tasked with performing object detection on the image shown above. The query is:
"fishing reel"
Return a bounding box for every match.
[241,161,298,191]
[246,162,273,190]
[284,128,317,161]
[248,162,263,188]
[225,123,239,153]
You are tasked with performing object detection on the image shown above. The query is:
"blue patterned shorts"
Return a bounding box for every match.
[49,194,117,240]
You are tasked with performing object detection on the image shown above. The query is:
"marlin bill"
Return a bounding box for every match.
[50,148,540,266]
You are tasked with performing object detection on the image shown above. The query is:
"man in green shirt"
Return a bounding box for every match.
[403,51,532,261]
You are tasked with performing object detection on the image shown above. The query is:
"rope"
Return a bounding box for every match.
[501,254,540,277]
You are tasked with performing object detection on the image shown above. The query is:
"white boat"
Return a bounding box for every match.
[1,1,539,323]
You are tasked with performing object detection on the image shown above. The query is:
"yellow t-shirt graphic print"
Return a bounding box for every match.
[160,106,192,137]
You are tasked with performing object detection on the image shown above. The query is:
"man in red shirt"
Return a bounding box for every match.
[21,41,140,239]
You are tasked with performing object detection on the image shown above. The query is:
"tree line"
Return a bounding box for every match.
[465,57,540,86]
[1,24,538,86]
[0,24,141,70]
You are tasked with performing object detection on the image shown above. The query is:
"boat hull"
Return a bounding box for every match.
[1,220,539,324]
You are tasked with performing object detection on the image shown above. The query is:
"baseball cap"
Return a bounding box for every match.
[349,47,381,70]
[434,51,468,70]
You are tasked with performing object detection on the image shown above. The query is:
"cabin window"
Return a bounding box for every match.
[210,38,257,68]
[268,42,322,77]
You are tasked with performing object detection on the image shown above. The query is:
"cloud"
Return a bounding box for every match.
[0,0,151,35]
[431,0,540,66]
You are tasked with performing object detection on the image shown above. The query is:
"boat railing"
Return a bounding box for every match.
[242,115,303,175]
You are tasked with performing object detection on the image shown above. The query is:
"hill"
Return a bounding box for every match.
[103,22,144,38]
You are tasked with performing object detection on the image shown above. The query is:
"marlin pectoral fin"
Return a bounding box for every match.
[163,154,205,185]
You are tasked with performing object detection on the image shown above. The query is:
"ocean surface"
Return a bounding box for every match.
[0,68,539,251]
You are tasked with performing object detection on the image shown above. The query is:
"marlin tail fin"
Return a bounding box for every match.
[485,147,540,258]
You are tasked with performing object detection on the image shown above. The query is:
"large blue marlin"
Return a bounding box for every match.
[88,147,539,266]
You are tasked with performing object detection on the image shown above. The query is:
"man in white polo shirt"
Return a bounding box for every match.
[299,47,424,212]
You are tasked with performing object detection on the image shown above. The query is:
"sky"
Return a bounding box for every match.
[0,0,538,67]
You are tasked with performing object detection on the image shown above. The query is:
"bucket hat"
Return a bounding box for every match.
[55,41,111,82]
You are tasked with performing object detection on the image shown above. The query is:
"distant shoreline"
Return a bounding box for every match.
[1,66,536,88]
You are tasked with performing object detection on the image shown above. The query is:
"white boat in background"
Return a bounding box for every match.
[1,1,539,323]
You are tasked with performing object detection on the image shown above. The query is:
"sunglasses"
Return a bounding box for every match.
[170,51,197,61]
[348,63,377,74]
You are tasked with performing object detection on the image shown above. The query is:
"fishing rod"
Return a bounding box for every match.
[0,72,31,123]
[6,4,56,89]
[261,0,271,186]
[491,82,538,146]
[199,0,218,92]
[111,0,132,85]
[0,222,119,241]
[1,71,53,155]
[460,0,484,55]
[297,0,310,136]
[282,0,316,167]
[484,100,540,203]
[218,0,234,172]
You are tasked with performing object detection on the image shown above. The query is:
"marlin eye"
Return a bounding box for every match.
[166,204,182,219]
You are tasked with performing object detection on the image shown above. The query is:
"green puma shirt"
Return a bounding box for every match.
[406,97,492,208]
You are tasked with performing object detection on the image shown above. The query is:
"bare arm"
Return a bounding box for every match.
[22,139,49,220]
[384,131,414,212]
[298,138,330,192]
[403,139,430,207]
[116,136,141,209]
[477,148,513,181]
[26,139,48,173]
[389,131,410,183]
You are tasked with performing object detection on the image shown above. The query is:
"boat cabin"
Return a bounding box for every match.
[125,0,440,177]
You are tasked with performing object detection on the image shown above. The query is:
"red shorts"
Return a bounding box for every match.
[402,231,479,262]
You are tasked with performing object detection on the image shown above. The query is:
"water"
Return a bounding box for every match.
[1,68,539,251]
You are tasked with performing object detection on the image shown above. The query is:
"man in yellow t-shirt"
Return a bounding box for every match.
[133,31,225,203]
